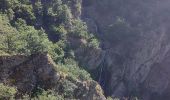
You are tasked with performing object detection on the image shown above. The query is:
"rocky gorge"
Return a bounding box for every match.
[76,0,170,99]
[1,0,170,100]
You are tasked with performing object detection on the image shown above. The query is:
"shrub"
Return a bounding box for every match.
[32,89,64,100]
[0,83,17,100]
[88,37,100,49]
[57,58,92,81]
[61,80,77,98]
[0,14,19,54]
[71,19,89,39]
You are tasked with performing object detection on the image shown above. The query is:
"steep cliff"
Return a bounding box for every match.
[0,53,106,100]
[1,0,170,99]
[78,0,170,99]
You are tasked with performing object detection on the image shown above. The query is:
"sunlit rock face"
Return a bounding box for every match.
[80,0,170,99]
[0,53,59,94]
[0,53,106,100]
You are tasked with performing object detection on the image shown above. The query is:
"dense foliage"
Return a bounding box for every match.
[31,89,64,100]
[0,0,99,55]
[0,0,99,99]
[0,83,17,100]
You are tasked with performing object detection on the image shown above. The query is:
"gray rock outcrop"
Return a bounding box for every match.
[0,53,106,100]
[78,0,170,99]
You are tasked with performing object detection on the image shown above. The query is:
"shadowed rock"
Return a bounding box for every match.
[79,0,170,99]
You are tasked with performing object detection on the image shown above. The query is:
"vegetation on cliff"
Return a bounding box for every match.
[0,0,102,99]
[1,0,162,100]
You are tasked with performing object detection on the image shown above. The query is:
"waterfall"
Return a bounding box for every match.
[98,61,104,84]
[98,52,106,87]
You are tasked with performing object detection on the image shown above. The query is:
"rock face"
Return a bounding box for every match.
[0,53,106,100]
[79,0,170,99]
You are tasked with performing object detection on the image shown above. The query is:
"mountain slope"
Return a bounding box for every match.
[0,53,106,99]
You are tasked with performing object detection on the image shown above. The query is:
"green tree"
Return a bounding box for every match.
[0,14,19,54]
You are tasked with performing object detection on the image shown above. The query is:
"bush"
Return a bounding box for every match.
[14,4,36,24]
[57,58,92,81]
[0,83,17,100]
[61,80,77,98]
[0,0,18,11]
[71,19,89,39]
[0,17,65,63]
[88,37,100,49]
[13,19,51,54]
[32,89,64,100]
[49,43,64,62]
[0,14,19,54]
